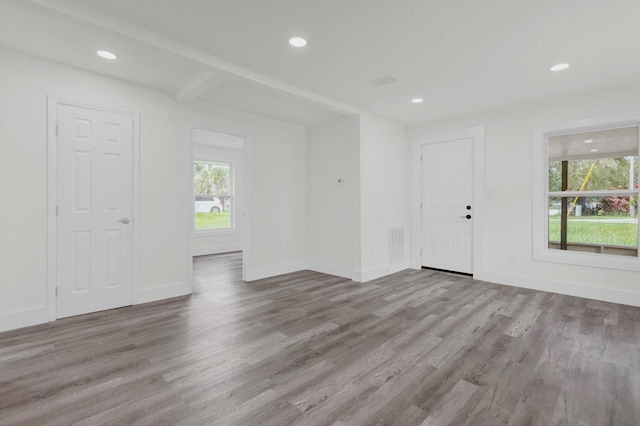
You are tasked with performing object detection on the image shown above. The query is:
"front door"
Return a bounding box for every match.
[421,138,473,274]
[56,104,134,318]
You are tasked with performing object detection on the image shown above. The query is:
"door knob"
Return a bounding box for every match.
[117,217,130,224]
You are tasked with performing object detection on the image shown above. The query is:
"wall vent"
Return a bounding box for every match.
[368,74,399,87]
[389,227,405,264]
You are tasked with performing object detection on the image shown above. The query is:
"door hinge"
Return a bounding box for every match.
[55,125,58,137]
[55,287,58,297]
[420,201,423,210]
[420,154,423,162]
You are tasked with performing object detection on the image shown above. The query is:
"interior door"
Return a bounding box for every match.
[56,104,134,318]
[421,138,473,273]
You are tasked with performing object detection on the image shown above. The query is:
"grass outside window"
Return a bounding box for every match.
[196,212,230,230]
[548,216,638,247]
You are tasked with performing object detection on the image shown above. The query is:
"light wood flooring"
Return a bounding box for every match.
[1,252,640,425]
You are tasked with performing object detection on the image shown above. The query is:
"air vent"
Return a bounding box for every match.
[389,227,405,264]
[368,75,399,87]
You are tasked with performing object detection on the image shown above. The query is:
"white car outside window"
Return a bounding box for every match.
[195,195,223,213]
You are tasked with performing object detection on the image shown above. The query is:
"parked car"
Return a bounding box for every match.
[195,195,223,213]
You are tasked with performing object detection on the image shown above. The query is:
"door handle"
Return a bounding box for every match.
[459,214,472,219]
[117,217,130,224]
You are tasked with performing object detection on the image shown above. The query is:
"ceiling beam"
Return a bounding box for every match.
[28,0,362,116]
[175,71,226,103]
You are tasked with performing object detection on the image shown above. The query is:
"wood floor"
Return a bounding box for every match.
[1,253,639,425]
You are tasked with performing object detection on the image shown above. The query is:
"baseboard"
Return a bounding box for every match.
[134,281,192,304]
[483,271,640,308]
[192,244,242,257]
[244,261,306,282]
[0,306,49,333]
[354,261,411,283]
[307,261,353,280]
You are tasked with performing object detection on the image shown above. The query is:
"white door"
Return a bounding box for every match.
[56,104,134,318]
[421,138,473,273]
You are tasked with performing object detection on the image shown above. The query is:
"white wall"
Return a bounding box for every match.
[409,82,640,306]
[0,48,308,330]
[192,133,244,256]
[307,115,359,278]
[357,113,411,281]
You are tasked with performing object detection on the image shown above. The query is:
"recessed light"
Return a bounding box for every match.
[411,98,424,104]
[590,148,599,153]
[584,139,594,144]
[97,50,117,60]
[550,63,569,71]
[289,37,307,47]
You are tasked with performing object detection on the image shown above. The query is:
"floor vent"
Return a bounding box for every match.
[389,227,404,264]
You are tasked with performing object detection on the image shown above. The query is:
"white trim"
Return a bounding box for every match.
[483,271,640,308]
[307,261,354,280]
[411,126,486,280]
[186,123,194,291]
[47,97,140,321]
[192,245,243,257]
[532,113,640,271]
[0,307,49,333]
[243,135,253,282]
[134,281,191,305]
[244,261,306,282]
[354,261,411,283]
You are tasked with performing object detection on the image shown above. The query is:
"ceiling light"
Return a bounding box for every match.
[584,139,594,144]
[411,98,424,104]
[289,37,307,47]
[97,50,117,60]
[590,148,599,153]
[550,63,569,72]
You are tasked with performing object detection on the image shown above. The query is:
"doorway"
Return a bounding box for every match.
[412,127,485,278]
[190,129,245,256]
[48,99,138,318]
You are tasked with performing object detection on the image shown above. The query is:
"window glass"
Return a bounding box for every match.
[546,127,638,257]
[194,161,232,230]
[548,196,638,253]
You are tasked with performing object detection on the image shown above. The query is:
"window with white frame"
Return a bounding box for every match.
[194,160,233,230]
[534,120,640,270]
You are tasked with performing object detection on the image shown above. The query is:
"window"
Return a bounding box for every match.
[194,161,233,230]
[534,118,640,270]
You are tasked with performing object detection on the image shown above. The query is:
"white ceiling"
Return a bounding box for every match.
[3,0,640,125]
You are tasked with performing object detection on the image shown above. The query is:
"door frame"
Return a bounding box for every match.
[47,97,140,321]
[186,125,252,283]
[411,126,485,279]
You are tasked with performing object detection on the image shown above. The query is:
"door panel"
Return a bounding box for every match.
[421,138,473,273]
[56,104,134,318]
